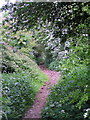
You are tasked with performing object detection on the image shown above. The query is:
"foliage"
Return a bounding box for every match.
[41,6,90,118]
[1,2,89,43]
[2,2,89,32]
[42,24,90,119]
[2,72,35,119]
[31,44,46,64]
[25,2,89,66]
[1,24,36,49]
[41,12,90,118]
[49,60,60,71]
[1,44,48,119]
[42,65,90,120]
[1,2,90,66]
[1,2,90,120]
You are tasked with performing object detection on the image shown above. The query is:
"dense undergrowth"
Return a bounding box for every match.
[42,65,90,120]
[1,44,48,119]
[42,35,90,120]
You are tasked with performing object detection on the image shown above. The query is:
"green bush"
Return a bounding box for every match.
[42,65,90,120]
[1,44,48,119]
[2,70,48,119]
[2,72,35,119]
[42,32,90,120]
[49,60,60,71]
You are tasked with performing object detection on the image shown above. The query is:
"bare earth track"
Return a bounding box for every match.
[23,65,60,119]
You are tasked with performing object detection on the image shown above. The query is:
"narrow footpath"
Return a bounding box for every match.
[23,65,60,119]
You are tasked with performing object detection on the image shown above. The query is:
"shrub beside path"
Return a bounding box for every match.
[23,65,60,119]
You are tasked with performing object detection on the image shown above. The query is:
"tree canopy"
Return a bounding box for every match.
[2,2,90,35]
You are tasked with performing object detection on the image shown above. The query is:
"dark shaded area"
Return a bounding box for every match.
[1,62,15,73]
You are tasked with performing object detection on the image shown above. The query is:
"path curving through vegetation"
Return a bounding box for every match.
[23,65,60,119]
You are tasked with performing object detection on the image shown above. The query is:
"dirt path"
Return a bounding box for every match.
[23,65,60,119]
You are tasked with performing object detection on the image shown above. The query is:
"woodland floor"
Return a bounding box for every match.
[23,65,60,119]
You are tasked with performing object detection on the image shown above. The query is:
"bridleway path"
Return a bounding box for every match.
[23,65,60,119]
